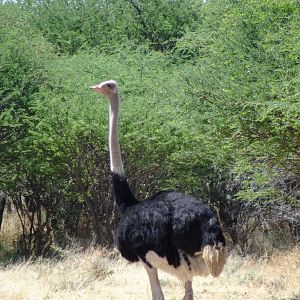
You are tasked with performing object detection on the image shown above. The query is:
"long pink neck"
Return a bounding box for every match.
[108,94,125,176]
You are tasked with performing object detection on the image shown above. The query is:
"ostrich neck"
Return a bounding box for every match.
[109,94,125,176]
[108,92,138,212]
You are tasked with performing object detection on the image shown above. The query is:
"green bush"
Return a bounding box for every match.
[0,0,299,257]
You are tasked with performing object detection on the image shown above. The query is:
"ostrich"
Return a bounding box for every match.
[90,80,227,300]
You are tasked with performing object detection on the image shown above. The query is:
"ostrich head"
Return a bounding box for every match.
[90,80,118,97]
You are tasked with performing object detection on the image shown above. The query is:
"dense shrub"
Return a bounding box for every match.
[0,0,299,257]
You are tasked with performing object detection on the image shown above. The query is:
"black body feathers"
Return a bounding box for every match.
[114,176,226,268]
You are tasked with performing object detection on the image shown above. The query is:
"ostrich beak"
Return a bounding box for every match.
[90,85,100,91]
[90,84,108,94]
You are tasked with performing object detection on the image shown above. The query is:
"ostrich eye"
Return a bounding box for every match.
[106,84,113,89]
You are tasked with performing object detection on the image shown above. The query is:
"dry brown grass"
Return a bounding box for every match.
[0,211,22,261]
[0,247,299,300]
[0,211,21,241]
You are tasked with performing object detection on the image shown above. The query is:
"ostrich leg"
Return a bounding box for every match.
[183,281,194,300]
[144,266,165,300]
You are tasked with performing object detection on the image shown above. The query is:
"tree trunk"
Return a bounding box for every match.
[0,197,6,232]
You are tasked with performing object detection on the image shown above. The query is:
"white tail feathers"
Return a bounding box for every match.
[203,243,227,277]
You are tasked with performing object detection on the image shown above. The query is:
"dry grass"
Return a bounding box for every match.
[0,247,299,300]
[0,211,22,261]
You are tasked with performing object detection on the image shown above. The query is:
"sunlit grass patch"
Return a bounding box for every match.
[0,247,299,300]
